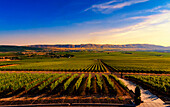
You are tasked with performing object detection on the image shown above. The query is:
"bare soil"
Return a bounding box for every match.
[0,64,18,68]
[0,97,132,105]
[0,59,11,61]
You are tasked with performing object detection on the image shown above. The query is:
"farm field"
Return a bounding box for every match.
[0,51,170,73]
[0,73,132,105]
[0,51,169,106]
[125,75,170,101]
[0,58,94,71]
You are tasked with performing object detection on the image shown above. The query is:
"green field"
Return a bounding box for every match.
[103,52,170,73]
[0,58,94,71]
[0,51,170,73]
[125,75,170,94]
[0,73,124,97]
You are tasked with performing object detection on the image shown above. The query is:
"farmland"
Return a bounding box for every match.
[0,51,170,73]
[125,75,170,101]
[0,51,170,105]
[0,73,126,97]
[0,73,132,105]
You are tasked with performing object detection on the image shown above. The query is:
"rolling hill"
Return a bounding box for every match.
[1,44,170,52]
[0,46,42,52]
[29,44,170,51]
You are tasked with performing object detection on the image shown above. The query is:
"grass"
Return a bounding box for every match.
[0,52,16,56]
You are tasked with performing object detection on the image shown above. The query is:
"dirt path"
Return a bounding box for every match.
[120,72,170,76]
[112,72,170,78]
[0,59,12,61]
[118,78,169,107]
[0,64,18,68]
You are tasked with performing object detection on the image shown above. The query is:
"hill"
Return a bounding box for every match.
[29,44,170,51]
[1,44,169,52]
[0,46,42,52]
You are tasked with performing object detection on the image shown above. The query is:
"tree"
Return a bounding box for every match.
[121,72,123,78]
[134,85,141,105]
[135,85,141,97]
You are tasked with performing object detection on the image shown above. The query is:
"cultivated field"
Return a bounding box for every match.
[0,51,170,105]
[0,52,170,73]
[0,73,132,105]
[125,75,170,101]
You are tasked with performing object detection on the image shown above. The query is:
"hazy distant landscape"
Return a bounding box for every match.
[1,44,170,52]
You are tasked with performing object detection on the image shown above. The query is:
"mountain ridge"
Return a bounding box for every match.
[29,44,169,49]
[0,46,42,52]
[1,44,170,52]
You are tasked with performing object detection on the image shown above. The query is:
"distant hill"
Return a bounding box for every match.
[0,46,42,52]
[1,44,169,52]
[29,44,170,51]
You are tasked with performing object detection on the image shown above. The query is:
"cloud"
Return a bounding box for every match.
[89,10,170,35]
[88,11,170,46]
[139,3,170,13]
[127,16,149,20]
[79,4,170,29]
[144,6,162,12]
[85,0,149,13]
[76,20,102,26]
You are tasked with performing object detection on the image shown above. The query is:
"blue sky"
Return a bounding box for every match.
[0,0,170,46]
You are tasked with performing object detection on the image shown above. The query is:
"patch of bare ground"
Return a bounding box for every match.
[112,72,170,78]
[0,59,20,62]
[0,64,18,68]
[120,72,170,76]
[0,96,132,105]
[0,59,11,61]
[0,71,110,76]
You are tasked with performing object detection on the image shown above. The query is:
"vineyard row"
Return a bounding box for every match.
[0,73,128,98]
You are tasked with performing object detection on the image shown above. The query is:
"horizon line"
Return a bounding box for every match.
[0,43,169,47]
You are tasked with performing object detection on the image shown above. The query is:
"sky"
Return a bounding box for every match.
[0,0,170,46]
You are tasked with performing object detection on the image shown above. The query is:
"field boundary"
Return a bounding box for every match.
[1,103,135,107]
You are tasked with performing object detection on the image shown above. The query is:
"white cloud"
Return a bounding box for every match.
[90,10,170,35]
[76,20,102,26]
[144,6,162,13]
[139,3,170,13]
[85,0,149,13]
[88,11,170,46]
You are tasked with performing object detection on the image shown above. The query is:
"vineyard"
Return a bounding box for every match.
[0,52,170,74]
[84,59,108,72]
[103,54,170,74]
[0,59,109,72]
[125,75,170,97]
[0,51,169,105]
[0,58,94,71]
[0,73,131,102]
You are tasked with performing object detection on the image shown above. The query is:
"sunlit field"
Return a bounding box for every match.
[0,52,170,73]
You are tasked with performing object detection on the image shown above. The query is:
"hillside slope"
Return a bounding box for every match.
[0,46,42,52]
[29,44,170,51]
